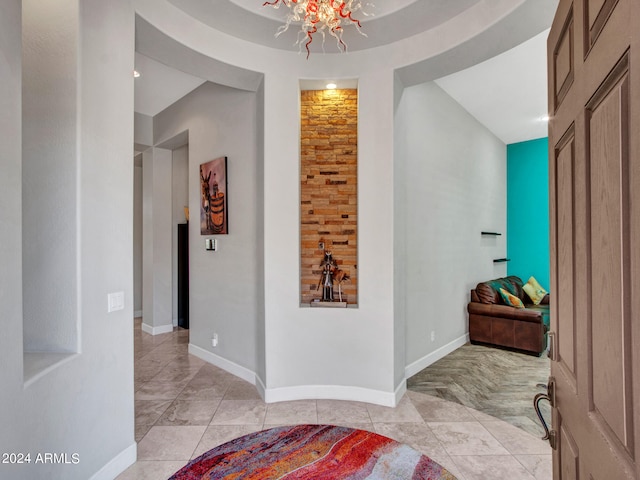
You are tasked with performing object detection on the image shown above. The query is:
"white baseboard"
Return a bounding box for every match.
[89,442,136,480]
[134,310,143,318]
[190,350,402,408]
[141,323,174,336]
[188,344,256,384]
[256,370,405,408]
[263,383,401,407]
[404,333,469,379]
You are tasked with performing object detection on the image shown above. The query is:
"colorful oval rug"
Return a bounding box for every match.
[169,424,457,479]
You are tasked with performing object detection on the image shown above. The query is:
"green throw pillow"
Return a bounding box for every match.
[523,276,547,305]
[499,287,525,308]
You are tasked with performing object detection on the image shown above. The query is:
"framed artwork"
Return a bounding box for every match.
[200,156,228,234]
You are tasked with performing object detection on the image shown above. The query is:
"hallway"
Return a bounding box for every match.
[118,319,551,479]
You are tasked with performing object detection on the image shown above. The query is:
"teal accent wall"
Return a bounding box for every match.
[507,137,550,290]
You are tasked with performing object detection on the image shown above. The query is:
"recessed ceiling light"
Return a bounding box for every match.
[326,83,337,90]
[537,115,549,122]
[133,70,141,78]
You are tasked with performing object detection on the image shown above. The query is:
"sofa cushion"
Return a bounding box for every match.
[523,276,548,305]
[475,281,501,304]
[499,288,525,308]
[475,276,525,305]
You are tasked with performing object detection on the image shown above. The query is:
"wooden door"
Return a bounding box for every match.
[547,0,640,478]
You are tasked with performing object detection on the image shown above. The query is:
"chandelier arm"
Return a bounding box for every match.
[304,25,317,59]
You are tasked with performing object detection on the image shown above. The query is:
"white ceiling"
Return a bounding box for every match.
[134,53,206,117]
[134,0,552,144]
[435,29,549,144]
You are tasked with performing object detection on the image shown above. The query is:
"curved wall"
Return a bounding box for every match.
[134,0,555,406]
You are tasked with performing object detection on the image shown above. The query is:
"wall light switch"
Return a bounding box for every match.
[108,291,125,313]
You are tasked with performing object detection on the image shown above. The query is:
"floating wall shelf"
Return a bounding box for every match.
[481,231,502,236]
[493,258,511,263]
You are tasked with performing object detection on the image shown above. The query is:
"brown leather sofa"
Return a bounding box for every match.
[467,276,549,355]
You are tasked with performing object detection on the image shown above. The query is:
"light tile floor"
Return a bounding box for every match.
[117,320,551,479]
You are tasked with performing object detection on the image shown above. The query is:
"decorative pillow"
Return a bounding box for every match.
[499,287,525,308]
[523,276,548,305]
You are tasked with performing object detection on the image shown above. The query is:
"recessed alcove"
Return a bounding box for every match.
[299,87,358,307]
[22,0,80,384]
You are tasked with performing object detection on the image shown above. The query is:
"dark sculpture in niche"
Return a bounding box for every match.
[318,251,337,301]
[316,251,350,302]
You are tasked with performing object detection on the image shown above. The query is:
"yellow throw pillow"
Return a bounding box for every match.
[523,276,548,305]
[499,287,525,308]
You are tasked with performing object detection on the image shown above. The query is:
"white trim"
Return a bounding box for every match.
[404,333,469,379]
[255,374,267,400]
[134,310,143,318]
[263,384,400,407]
[141,322,174,336]
[172,318,178,327]
[394,378,407,405]
[188,344,256,384]
[89,442,136,480]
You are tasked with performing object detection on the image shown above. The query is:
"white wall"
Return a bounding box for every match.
[134,112,153,148]
[258,70,399,405]
[0,0,24,460]
[1,1,136,478]
[396,82,507,374]
[142,147,173,333]
[153,82,263,374]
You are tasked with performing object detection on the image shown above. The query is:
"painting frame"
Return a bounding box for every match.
[200,156,228,235]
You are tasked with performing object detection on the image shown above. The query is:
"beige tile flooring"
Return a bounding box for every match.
[117,320,551,480]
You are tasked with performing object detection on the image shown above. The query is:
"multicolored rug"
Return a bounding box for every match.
[169,424,457,479]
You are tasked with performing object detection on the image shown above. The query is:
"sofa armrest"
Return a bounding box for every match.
[467,302,543,323]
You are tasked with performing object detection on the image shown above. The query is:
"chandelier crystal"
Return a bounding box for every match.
[263,0,371,58]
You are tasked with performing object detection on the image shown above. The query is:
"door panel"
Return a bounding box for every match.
[560,419,580,479]
[553,9,574,111]
[556,132,577,381]
[585,0,617,50]
[587,56,632,451]
[548,0,639,478]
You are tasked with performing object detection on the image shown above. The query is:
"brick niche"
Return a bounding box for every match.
[300,89,358,305]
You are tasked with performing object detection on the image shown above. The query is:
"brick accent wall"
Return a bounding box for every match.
[300,89,358,305]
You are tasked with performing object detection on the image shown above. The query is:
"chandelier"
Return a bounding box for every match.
[263,0,371,58]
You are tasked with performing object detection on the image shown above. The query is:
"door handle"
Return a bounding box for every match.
[547,331,556,361]
[533,376,557,449]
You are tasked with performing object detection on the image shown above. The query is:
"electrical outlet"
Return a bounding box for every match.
[212,333,219,347]
[430,331,435,342]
